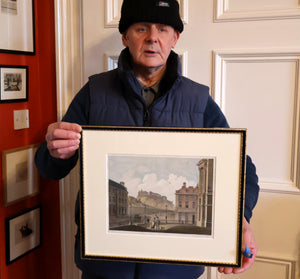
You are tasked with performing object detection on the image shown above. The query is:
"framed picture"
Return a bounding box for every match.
[0,65,28,103]
[0,0,35,55]
[5,206,41,265]
[79,126,247,267]
[2,144,39,206]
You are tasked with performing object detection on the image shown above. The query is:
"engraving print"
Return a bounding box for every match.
[108,155,215,236]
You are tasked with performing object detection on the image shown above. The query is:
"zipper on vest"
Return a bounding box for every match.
[143,109,150,126]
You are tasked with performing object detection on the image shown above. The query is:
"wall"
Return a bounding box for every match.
[0,0,62,278]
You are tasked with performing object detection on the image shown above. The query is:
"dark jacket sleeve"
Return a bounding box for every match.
[35,83,90,180]
[35,142,78,180]
[244,156,259,222]
[204,96,259,222]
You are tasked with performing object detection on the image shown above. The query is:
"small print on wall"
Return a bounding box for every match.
[2,144,39,206]
[0,0,35,54]
[0,65,28,103]
[5,206,41,265]
[1,0,18,15]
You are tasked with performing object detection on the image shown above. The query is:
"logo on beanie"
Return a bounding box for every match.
[156,1,170,7]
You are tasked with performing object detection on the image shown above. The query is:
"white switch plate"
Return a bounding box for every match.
[14,110,29,130]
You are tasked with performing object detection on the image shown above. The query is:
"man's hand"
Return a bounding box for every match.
[46,122,82,159]
[218,217,257,274]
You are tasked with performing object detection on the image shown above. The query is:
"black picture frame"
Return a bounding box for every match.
[0,65,28,103]
[5,206,41,265]
[79,126,246,268]
[0,0,35,55]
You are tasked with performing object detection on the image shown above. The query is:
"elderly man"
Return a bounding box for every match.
[35,0,259,278]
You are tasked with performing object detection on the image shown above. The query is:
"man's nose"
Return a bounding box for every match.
[145,26,158,43]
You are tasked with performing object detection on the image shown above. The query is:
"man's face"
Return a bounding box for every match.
[122,22,180,72]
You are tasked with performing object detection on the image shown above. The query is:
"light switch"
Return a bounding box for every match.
[14,110,29,130]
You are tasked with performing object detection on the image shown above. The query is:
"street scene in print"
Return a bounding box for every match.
[108,155,215,236]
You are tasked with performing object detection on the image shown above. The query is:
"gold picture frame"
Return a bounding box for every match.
[2,144,40,206]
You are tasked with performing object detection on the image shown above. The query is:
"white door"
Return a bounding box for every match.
[56,0,300,278]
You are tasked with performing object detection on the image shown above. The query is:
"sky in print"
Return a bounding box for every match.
[108,155,206,203]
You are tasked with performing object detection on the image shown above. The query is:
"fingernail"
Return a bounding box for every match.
[74,133,81,139]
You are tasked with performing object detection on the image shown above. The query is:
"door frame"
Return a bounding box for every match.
[54,0,83,278]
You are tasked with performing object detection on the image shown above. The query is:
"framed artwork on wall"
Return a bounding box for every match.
[0,0,35,55]
[0,65,28,103]
[2,144,39,206]
[79,126,247,267]
[5,206,41,265]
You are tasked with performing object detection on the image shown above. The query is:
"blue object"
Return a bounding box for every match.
[243,246,253,258]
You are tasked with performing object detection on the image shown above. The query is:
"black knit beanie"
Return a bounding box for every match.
[119,0,184,34]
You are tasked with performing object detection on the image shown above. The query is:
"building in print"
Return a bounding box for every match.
[175,158,214,228]
[127,190,175,226]
[197,159,214,228]
[137,190,174,210]
[109,180,128,227]
[175,182,198,224]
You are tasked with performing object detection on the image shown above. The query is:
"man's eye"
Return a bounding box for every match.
[158,26,169,32]
[137,28,146,32]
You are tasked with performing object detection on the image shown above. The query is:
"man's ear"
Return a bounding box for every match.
[122,32,128,47]
[172,30,180,48]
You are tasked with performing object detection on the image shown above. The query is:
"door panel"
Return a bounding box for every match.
[213,51,300,193]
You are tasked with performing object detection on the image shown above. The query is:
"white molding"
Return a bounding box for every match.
[255,254,296,279]
[105,0,189,28]
[104,52,119,71]
[179,0,189,25]
[105,0,120,28]
[179,50,188,77]
[259,180,300,195]
[54,0,83,278]
[208,255,296,279]
[214,0,300,22]
[212,49,300,195]
[205,267,217,279]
